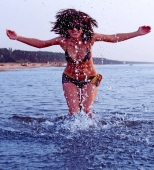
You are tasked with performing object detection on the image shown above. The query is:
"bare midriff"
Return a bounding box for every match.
[64,59,97,80]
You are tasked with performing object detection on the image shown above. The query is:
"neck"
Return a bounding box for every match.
[69,37,82,43]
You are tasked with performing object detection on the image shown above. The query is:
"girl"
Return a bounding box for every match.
[6,9,151,116]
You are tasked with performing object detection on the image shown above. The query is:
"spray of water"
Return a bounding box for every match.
[55,111,109,132]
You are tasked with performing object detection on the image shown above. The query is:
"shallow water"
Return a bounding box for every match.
[0,64,154,170]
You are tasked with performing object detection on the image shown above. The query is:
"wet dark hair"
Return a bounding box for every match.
[51,9,98,41]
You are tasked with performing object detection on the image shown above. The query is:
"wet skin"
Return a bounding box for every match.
[61,28,98,80]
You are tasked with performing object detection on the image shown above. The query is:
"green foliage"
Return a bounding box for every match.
[0,48,124,64]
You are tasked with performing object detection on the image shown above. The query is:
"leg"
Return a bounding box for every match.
[63,83,81,115]
[81,83,98,114]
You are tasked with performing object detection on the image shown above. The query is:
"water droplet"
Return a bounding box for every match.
[79,41,82,45]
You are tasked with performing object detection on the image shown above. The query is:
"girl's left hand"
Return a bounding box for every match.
[138,26,151,35]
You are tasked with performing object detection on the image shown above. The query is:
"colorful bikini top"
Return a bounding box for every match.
[65,48,91,64]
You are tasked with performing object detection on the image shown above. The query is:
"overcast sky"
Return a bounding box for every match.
[0,0,153,62]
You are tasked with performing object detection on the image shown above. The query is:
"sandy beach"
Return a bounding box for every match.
[0,62,65,71]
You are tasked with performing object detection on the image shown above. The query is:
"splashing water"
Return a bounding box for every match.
[40,111,109,134]
[57,111,105,132]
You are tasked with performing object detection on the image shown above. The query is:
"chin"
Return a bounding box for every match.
[72,36,79,39]
[71,34,81,39]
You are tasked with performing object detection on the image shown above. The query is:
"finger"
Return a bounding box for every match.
[6,29,9,35]
[7,30,13,34]
[145,26,151,33]
[147,26,151,31]
[145,26,151,31]
[6,31,9,36]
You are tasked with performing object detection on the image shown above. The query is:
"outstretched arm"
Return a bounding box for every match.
[6,30,62,48]
[94,26,151,43]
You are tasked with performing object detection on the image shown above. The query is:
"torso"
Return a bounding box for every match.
[60,37,97,80]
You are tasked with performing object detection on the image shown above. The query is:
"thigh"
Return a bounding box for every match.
[63,83,81,115]
[81,83,98,113]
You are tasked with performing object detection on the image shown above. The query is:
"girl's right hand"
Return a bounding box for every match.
[6,30,18,40]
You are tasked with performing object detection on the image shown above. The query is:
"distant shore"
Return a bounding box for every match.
[0,62,66,71]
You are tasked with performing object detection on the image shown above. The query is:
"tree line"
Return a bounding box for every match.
[0,48,123,64]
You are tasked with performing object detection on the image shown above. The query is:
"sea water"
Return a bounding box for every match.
[0,64,154,170]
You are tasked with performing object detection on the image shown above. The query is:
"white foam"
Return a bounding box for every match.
[59,111,104,132]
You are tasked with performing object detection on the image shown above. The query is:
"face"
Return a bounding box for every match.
[67,23,83,39]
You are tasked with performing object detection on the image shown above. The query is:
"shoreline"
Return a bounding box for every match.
[0,62,66,71]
